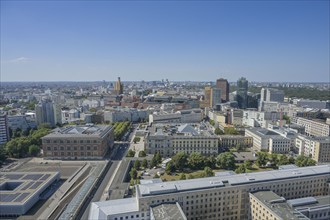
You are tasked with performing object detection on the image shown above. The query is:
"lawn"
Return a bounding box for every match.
[245,164,274,173]
[161,170,206,181]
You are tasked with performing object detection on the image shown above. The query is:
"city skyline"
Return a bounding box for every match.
[1,1,329,82]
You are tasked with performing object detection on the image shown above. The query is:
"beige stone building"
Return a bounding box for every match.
[145,123,219,157]
[250,191,330,220]
[219,135,253,149]
[90,165,330,220]
[296,117,330,137]
[42,125,114,159]
[295,135,330,163]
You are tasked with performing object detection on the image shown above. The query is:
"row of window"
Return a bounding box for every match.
[46,146,99,151]
[44,139,100,144]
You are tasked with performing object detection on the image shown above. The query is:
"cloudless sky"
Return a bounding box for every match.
[1,0,329,82]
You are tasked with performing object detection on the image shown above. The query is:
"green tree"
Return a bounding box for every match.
[155,151,162,164]
[256,152,268,167]
[172,152,188,171]
[216,152,235,170]
[244,160,253,169]
[165,161,175,174]
[133,136,141,144]
[214,128,223,135]
[138,150,146,157]
[204,166,214,177]
[133,160,141,170]
[187,174,194,179]
[269,153,279,167]
[235,164,246,174]
[179,173,186,180]
[150,156,158,169]
[295,155,316,167]
[129,168,138,180]
[28,145,40,156]
[224,127,239,135]
[278,154,289,165]
[205,155,217,169]
[188,152,205,170]
[126,149,135,157]
[0,145,7,164]
[141,159,148,168]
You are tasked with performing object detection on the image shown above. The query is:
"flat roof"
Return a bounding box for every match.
[0,172,59,204]
[151,203,187,220]
[42,125,112,139]
[138,165,330,197]
[89,198,139,219]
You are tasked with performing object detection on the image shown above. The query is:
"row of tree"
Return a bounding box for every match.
[165,152,236,174]
[112,121,131,141]
[255,152,315,168]
[3,128,50,159]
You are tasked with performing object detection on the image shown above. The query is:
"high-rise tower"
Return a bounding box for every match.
[236,77,248,109]
[114,77,124,95]
[216,78,229,103]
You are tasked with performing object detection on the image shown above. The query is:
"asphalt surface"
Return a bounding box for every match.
[80,143,130,219]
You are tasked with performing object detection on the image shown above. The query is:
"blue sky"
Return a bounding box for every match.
[1,0,329,82]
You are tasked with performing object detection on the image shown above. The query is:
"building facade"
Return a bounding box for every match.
[216,78,229,103]
[0,112,9,145]
[42,125,114,159]
[145,124,219,157]
[236,77,248,109]
[296,117,330,137]
[114,77,124,95]
[89,165,330,220]
[210,88,222,109]
[35,100,56,127]
[219,135,253,149]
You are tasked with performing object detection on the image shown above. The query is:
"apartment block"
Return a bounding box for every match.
[296,135,330,163]
[0,112,10,145]
[245,128,291,153]
[296,117,330,137]
[42,125,114,159]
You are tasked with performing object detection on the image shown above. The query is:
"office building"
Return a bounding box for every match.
[293,99,330,110]
[35,100,56,128]
[245,128,291,153]
[7,115,37,132]
[145,123,219,157]
[236,77,248,109]
[104,108,149,123]
[42,125,114,159]
[149,109,202,125]
[296,117,330,137]
[0,171,60,217]
[219,135,253,149]
[250,191,330,220]
[216,78,229,103]
[295,135,330,163]
[259,88,285,111]
[114,77,124,95]
[0,112,10,145]
[260,88,284,103]
[242,110,281,128]
[201,86,212,108]
[210,88,222,109]
[89,165,330,220]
